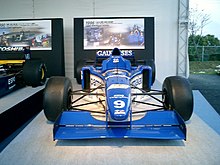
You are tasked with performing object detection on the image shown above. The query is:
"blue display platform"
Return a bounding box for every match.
[0,80,220,165]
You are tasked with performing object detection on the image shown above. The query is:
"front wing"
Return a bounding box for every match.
[54,110,186,140]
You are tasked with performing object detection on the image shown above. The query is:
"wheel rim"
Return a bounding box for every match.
[163,89,172,109]
[41,68,45,80]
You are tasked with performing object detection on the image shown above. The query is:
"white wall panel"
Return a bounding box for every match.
[34,0,93,18]
[0,0,33,19]
[0,0,179,83]
[33,0,94,79]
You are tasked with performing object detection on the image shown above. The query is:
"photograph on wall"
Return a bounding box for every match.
[84,18,145,50]
[0,20,52,50]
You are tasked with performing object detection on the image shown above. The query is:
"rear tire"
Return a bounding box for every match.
[142,69,151,91]
[162,76,193,121]
[43,76,72,122]
[23,60,46,87]
[145,59,155,85]
[76,60,85,84]
[82,69,90,90]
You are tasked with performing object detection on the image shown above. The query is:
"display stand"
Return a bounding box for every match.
[0,82,220,164]
[0,86,45,143]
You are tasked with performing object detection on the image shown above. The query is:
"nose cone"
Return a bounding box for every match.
[106,84,131,121]
[106,74,131,121]
[112,108,128,121]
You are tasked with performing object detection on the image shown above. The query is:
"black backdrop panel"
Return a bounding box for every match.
[0,18,65,77]
[74,17,155,78]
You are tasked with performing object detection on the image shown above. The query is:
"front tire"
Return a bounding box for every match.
[162,76,193,121]
[43,76,72,122]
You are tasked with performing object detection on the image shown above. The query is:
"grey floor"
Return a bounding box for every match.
[189,74,220,115]
[0,82,220,164]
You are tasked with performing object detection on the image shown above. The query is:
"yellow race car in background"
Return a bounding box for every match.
[0,59,46,97]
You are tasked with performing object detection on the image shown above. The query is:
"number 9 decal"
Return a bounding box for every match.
[114,100,125,108]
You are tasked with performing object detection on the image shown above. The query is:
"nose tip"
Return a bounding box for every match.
[113,115,127,121]
[113,110,127,121]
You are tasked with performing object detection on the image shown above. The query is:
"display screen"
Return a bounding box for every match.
[0,20,52,50]
[83,18,145,50]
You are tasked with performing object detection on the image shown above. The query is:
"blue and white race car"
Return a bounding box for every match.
[43,48,193,140]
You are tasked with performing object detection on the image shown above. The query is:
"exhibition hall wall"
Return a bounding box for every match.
[0,0,179,83]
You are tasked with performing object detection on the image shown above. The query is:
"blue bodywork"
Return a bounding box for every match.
[54,111,186,140]
[54,48,186,140]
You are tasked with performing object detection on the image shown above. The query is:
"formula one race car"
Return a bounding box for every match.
[43,48,193,140]
[0,60,46,97]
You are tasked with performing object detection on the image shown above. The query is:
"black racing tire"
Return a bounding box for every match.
[23,60,46,87]
[76,60,86,84]
[83,69,90,90]
[145,59,156,85]
[162,76,194,121]
[142,69,151,91]
[43,76,72,122]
